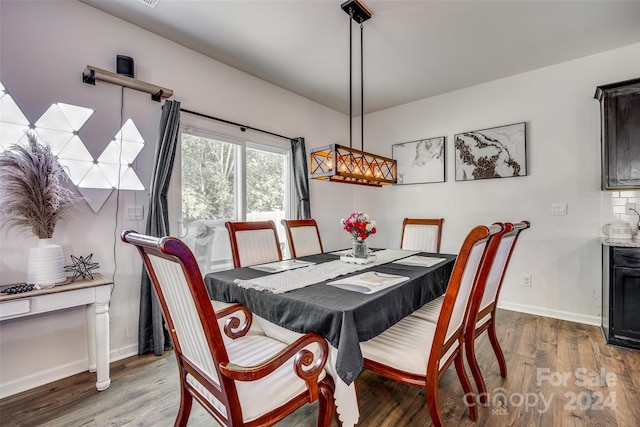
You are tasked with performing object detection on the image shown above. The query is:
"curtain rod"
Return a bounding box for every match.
[180,108,293,141]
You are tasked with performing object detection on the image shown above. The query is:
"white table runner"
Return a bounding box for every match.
[234,249,418,293]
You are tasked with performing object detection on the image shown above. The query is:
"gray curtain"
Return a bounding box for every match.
[138,100,181,355]
[291,137,311,219]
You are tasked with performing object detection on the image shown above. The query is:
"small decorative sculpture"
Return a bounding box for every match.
[64,254,100,282]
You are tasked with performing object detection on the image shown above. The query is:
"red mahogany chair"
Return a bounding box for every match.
[359,223,504,426]
[464,221,530,403]
[121,230,335,427]
[410,221,531,405]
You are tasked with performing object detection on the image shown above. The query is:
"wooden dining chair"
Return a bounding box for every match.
[464,220,530,404]
[121,230,335,427]
[409,221,530,405]
[281,219,324,258]
[359,223,503,426]
[225,220,282,268]
[400,218,445,253]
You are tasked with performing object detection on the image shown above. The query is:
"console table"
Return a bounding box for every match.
[0,273,113,391]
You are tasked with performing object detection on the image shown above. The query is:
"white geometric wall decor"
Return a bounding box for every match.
[0,81,146,213]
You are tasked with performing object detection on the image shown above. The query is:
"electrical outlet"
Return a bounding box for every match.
[625,203,637,215]
[552,203,567,216]
[521,274,532,287]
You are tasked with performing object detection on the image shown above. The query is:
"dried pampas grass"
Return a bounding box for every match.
[0,132,77,239]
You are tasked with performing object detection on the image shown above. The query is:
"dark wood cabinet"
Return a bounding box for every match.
[595,78,640,190]
[602,245,640,350]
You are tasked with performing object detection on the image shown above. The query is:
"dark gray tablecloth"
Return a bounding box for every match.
[204,251,455,384]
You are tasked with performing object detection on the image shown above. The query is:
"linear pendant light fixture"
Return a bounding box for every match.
[309,0,396,187]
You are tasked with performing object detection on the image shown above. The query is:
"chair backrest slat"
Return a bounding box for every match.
[445,240,487,341]
[225,220,283,268]
[401,218,444,253]
[281,219,324,258]
[148,254,219,381]
[479,221,530,312]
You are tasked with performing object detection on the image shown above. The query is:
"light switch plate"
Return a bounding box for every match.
[126,205,144,220]
[551,203,567,216]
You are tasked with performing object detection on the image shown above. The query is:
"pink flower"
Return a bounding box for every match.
[340,212,377,241]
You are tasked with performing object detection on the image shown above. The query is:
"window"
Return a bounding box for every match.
[169,115,292,273]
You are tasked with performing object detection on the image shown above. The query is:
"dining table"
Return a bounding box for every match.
[204,249,456,426]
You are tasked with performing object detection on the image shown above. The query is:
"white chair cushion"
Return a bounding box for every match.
[401,224,439,252]
[360,315,457,375]
[188,334,326,423]
[290,226,322,257]
[235,229,280,267]
[410,295,444,323]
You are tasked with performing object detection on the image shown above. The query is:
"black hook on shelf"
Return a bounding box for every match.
[151,89,164,102]
[82,69,96,85]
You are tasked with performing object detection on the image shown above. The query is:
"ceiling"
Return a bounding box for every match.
[80,0,640,115]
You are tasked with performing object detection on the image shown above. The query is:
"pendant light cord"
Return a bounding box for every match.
[361,23,364,152]
[349,13,353,149]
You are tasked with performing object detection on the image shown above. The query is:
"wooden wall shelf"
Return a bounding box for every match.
[82,65,173,102]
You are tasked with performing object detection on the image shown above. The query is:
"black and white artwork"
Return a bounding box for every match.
[454,122,526,181]
[392,136,445,185]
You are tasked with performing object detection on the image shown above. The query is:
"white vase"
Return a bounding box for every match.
[26,238,66,288]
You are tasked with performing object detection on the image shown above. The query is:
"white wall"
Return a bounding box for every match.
[0,0,349,397]
[1,0,639,398]
[355,43,640,324]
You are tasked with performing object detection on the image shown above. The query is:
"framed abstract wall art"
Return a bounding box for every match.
[392,136,445,185]
[454,122,526,181]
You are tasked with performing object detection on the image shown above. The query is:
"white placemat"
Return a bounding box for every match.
[234,249,418,293]
[391,255,447,267]
[326,272,410,294]
[249,259,315,273]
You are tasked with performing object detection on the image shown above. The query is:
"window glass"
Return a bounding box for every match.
[171,120,292,273]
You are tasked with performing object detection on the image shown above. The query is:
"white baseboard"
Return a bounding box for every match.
[0,344,138,399]
[498,301,601,326]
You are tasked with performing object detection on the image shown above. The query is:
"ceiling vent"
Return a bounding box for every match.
[136,0,159,8]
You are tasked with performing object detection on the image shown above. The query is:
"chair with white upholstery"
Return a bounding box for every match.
[121,230,335,427]
[281,219,324,258]
[464,220,530,404]
[400,218,445,253]
[359,223,504,426]
[225,220,282,268]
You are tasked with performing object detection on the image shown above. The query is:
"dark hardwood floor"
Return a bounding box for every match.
[2,309,639,426]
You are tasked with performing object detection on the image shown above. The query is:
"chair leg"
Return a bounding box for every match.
[465,329,488,406]
[487,317,508,378]
[317,377,337,427]
[454,352,478,421]
[425,378,445,427]
[174,385,193,427]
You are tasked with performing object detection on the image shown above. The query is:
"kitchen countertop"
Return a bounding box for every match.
[601,237,640,247]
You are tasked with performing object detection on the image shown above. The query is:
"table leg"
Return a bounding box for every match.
[86,303,97,372]
[94,286,111,391]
